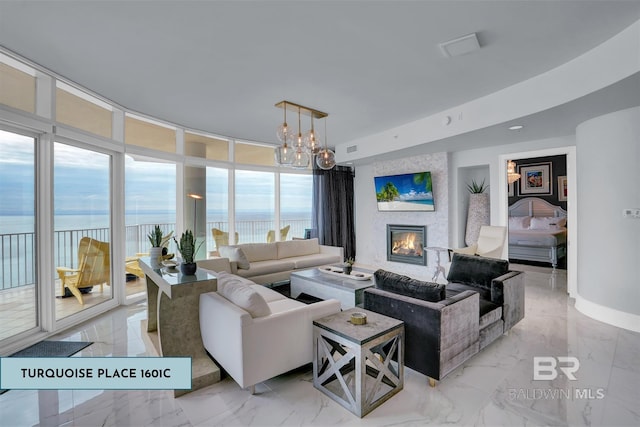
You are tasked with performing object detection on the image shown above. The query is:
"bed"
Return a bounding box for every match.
[508,197,567,268]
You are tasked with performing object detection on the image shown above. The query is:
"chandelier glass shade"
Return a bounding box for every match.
[274,142,294,165]
[276,105,290,143]
[291,146,311,169]
[507,160,521,184]
[316,147,336,170]
[303,115,320,155]
[274,100,333,169]
[316,118,336,170]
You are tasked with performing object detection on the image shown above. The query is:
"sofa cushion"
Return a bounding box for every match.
[267,298,307,314]
[234,259,296,278]
[446,253,509,290]
[218,246,250,270]
[277,238,320,259]
[446,282,491,302]
[292,253,343,269]
[479,301,502,330]
[217,278,271,318]
[249,284,287,303]
[229,243,278,263]
[374,269,445,303]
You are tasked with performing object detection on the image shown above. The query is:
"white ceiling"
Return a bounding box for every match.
[1,1,640,154]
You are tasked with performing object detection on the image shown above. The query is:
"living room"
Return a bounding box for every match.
[0,1,639,426]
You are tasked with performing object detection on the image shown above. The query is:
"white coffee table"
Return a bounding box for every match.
[290,267,375,309]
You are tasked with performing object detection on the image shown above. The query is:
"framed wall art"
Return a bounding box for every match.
[558,176,567,201]
[518,162,552,195]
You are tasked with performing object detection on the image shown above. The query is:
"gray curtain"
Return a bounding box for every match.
[312,164,356,260]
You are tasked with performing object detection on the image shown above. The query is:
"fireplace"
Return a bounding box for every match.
[387,224,427,265]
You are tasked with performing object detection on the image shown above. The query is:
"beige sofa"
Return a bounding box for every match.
[197,238,343,285]
[200,272,341,393]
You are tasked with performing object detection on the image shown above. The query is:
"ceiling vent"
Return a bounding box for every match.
[346,145,358,153]
[439,33,481,58]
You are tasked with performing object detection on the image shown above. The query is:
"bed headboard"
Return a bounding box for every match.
[509,197,567,218]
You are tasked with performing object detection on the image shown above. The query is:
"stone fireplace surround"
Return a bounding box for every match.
[356,151,449,281]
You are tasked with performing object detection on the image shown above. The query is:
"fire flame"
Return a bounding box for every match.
[392,233,422,255]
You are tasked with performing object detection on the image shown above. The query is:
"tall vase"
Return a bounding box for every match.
[465,193,489,246]
[149,247,163,269]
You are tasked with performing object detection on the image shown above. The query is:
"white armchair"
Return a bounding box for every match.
[199,282,341,393]
[452,225,508,260]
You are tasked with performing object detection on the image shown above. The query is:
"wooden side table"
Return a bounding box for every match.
[312,308,404,417]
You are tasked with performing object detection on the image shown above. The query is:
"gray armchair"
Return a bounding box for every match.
[364,254,524,385]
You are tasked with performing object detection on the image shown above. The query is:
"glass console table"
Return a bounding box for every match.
[140,258,221,397]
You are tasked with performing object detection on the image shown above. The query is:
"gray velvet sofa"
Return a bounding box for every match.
[363,253,524,384]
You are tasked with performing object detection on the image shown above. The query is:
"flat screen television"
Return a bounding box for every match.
[374,171,434,212]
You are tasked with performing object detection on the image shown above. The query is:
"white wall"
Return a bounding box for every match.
[354,152,448,281]
[574,106,640,329]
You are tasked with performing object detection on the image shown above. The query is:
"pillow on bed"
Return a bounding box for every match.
[530,217,565,230]
[509,216,531,230]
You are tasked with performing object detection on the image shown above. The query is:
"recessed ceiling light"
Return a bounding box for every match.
[439,33,481,58]
[508,125,524,131]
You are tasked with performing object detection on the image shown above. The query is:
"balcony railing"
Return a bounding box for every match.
[1,219,311,291]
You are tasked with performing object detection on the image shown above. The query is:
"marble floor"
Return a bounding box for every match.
[0,265,638,426]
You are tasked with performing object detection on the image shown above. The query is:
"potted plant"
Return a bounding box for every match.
[465,179,490,246]
[174,229,203,275]
[343,257,355,275]
[147,225,165,268]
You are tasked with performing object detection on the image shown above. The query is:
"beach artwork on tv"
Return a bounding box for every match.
[374,171,434,211]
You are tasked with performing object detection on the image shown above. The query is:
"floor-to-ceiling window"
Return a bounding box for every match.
[235,170,275,243]
[124,155,176,299]
[280,173,313,240]
[206,167,229,254]
[0,129,37,342]
[0,49,314,351]
[53,142,112,319]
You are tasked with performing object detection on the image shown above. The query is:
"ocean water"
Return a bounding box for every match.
[0,211,311,289]
[0,211,309,234]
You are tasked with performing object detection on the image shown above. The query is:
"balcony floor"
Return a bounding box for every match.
[0,278,146,342]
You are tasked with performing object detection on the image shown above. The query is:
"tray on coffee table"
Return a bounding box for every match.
[317,266,373,281]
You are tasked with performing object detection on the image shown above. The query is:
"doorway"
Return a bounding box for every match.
[499,147,577,296]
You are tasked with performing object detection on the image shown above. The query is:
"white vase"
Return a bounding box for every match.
[465,193,489,246]
[149,247,163,269]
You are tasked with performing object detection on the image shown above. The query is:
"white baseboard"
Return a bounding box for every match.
[574,295,640,333]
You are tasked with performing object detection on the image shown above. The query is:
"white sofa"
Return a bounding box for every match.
[198,238,343,285]
[199,272,341,393]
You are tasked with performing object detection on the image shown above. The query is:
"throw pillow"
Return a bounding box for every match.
[218,246,250,270]
[508,216,531,230]
[529,216,566,230]
[374,269,445,302]
[218,278,271,318]
[215,271,255,292]
[446,253,509,290]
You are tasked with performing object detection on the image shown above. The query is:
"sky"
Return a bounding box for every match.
[0,130,312,219]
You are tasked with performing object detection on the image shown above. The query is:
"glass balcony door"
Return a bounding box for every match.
[0,129,37,342]
[54,142,113,320]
